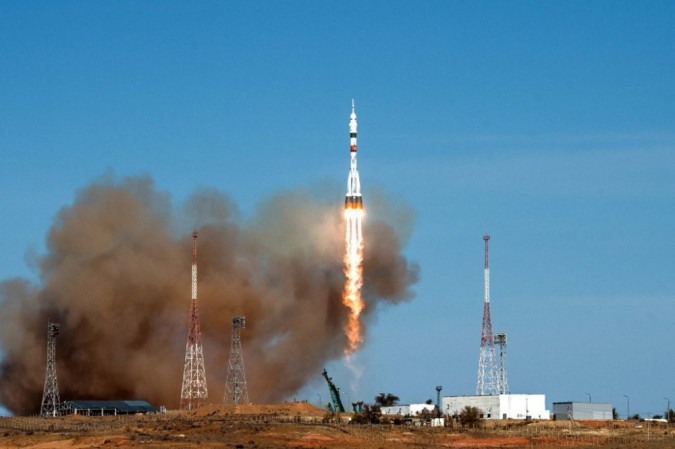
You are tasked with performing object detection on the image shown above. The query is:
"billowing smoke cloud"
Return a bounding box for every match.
[0,175,418,414]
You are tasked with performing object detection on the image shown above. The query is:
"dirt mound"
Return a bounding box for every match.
[181,402,325,417]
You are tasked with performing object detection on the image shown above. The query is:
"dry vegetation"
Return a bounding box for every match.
[1,403,674,448]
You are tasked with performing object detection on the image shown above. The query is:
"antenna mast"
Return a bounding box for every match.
[40,320,61,417]
[224,316,250,405]
[476,234,498,395]
[180,231,208,410]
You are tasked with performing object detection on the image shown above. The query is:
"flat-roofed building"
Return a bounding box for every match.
[552,402,613,420]
[61,400,160,416]
[442,394,550,420]
[380,403,436,416]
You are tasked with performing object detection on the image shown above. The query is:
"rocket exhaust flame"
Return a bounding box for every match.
[342,100,365,354]
[343,208,364,354]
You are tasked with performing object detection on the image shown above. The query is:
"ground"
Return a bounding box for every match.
[0,404,674,448]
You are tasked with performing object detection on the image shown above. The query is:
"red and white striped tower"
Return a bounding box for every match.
[180,231,208,410]
[476,234,498,395]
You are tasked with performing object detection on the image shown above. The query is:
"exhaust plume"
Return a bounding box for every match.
[0,175,418,414]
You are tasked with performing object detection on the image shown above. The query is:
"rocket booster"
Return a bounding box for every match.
[345,100,363,209]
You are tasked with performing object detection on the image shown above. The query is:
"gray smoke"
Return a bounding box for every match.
[0,175,418,414]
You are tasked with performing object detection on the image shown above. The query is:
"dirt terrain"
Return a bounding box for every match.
[1,403,674,448]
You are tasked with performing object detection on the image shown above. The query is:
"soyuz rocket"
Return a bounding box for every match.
[345,100,363,209]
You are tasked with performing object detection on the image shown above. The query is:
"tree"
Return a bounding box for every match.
[351,405,382,424]
[374,393,400,407]
[459,405,482,428]
[418,407,434,423]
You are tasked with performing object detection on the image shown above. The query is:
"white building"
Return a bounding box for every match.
[380,403,436,416]
[442,394,550,420]
[552,402,613,420]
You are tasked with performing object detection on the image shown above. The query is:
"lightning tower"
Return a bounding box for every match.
[494,332,509,394]
[180,231,208,410]
[223,316,250,405]
[342,100,365,354]
[476,234,499,395]
[40,320,61,417]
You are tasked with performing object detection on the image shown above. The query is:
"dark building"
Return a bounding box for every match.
[61,400,160,416]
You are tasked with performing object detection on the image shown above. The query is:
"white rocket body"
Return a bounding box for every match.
[345,100,362,209]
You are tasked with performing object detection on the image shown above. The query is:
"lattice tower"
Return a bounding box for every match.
[40,320,61,417]
[223,316,250,405]
[476,234,499,395]
[495,332,509,394]
[180,231,208,410]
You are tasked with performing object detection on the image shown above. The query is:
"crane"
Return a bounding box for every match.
[321,369,345,413]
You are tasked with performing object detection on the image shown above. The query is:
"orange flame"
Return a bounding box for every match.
[343,207,364,354]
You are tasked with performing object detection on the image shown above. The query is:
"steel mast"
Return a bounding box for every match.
[223,316,250,405]
[476,234,498,395]
[40,320,61,417]
[180,231,208,410]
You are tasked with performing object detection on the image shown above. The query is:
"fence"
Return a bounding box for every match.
[1,414,673,447]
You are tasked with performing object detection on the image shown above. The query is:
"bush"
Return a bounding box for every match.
[459,406,481,428]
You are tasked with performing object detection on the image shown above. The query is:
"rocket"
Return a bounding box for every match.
[345,100,363,209]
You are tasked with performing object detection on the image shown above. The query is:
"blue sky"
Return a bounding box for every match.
[1,1,674,416]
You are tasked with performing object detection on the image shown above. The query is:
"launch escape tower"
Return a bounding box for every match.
[223,316,250,405]
[476,234,499,396]
[495,332,509,394]
[180,231,209,410]
[40,320,61,417]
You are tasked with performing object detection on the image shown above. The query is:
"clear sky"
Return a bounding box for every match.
[1,1,674,417]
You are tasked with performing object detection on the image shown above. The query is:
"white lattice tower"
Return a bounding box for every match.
[40,320,61,417]
[223,316,250,405]
[476,234,499,395]
[180,231,208,410]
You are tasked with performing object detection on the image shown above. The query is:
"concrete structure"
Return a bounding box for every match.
[442,394,550,420]
[381,403,436,416]
[552,402,613,420]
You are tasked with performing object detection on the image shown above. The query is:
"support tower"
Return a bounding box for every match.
[40,320,61,417]
[476,234,499,395]
[223,316,250,405]
[322,369,346,413]
[180,231,208,410]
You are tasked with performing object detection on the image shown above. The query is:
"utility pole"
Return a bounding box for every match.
[665,397,671,423]
[40,320,61,417]
[180,231,208,410]
[435,385,443,417]
[224,316,250,405]
[623,394,630,420]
